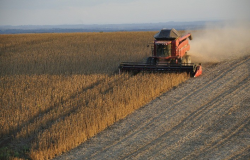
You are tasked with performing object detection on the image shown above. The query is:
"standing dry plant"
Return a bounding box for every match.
[0,31,189,160]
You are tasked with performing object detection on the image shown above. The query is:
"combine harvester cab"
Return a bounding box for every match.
[119,28,202,77]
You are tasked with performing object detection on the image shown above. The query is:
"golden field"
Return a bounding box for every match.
[0,32,189,159]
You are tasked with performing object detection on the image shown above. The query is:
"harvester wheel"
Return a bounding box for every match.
[152,58,158,65]
[186,55,191,63]
[193,65,197,73]
[146,57,157,65]
[146,57,153,64]
[182,57,187,65]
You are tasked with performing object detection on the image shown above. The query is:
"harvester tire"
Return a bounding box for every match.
[146,57,153,64]
[186,55,191,63]
[193,65,197,73]
[146,57,157,65]
[182,57,187,66]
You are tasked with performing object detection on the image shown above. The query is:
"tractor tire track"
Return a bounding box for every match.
[123,75,250,160]
[54,55,250,160]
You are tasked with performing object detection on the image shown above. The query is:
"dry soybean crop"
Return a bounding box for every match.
[0,32,189,159]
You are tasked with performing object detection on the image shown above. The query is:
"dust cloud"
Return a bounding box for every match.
[187,21,250,63]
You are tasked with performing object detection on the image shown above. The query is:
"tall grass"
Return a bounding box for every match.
[0,32,189,159]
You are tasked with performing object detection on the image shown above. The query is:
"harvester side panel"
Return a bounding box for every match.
[174,33,192,58]
[176,39,190,57]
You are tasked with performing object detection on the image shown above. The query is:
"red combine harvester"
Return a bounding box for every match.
[119,28,202,77]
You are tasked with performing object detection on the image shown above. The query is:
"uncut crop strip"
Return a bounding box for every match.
[0,32,189,160]
[0,74,108,138]
[16,74,131,140]
[29,73,188,160]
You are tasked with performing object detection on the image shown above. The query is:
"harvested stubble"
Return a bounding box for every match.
[0,32,189,160]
